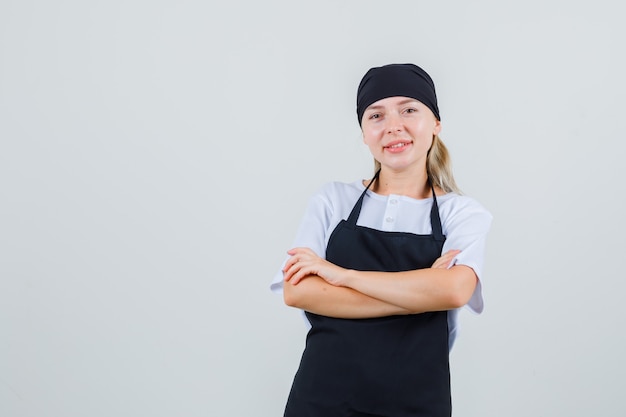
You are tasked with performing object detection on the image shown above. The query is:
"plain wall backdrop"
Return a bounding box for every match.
[1,0,625,416]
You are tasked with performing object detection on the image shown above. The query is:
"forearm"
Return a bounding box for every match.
[343,265,478,313]
[283,275,413,319]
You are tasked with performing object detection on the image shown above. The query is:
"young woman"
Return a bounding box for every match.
[271,63,492,417]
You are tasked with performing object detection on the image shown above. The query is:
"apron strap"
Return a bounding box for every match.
[346,169,380,228]
[430,185,445,241]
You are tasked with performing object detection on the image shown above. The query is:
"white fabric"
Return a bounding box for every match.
[271,179,493,349]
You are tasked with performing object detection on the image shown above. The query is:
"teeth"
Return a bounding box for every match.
[389,142,408,148]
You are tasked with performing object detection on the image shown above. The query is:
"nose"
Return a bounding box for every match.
[385,112,403,133]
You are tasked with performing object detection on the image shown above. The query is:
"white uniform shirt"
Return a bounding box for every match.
[271,179,493,349]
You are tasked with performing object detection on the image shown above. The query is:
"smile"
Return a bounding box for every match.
[384,141,412,152]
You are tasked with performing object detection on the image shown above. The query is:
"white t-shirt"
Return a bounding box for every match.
[271,179,493,349]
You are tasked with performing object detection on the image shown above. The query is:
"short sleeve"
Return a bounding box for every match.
[270,186,334,295]
[440,196,493,314]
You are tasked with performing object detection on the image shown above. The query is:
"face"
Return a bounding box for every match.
[361,96,441,174]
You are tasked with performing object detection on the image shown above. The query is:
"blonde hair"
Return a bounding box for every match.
[373,135,461,194]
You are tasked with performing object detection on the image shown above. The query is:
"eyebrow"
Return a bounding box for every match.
[365,98,420,111]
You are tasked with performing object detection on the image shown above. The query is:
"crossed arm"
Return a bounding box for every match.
[282,248,477,318]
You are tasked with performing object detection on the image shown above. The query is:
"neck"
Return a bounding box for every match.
[372,167,431,199]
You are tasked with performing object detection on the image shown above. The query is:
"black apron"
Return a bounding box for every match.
[284,173,450,417]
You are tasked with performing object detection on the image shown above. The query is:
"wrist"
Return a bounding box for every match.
[342,269,360,288]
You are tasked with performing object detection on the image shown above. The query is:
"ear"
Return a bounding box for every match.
[433,120,442,136]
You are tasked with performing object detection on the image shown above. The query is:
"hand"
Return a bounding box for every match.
[431,249,461,269]
[283,247,348,286]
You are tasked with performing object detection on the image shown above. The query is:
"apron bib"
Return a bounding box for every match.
[285,173,450,417]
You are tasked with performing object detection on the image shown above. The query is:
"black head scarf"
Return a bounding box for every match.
[356,63,440,126]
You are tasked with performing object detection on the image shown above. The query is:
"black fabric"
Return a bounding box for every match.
[356,63,440,125]
[284,173,451,417]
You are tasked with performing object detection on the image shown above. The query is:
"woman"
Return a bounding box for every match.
[271,63,492,416]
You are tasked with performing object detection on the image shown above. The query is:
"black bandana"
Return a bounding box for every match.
[356,63,440,126]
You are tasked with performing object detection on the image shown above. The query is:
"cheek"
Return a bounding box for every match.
[413,122,437,140]
[362,134,378,148]
[361,126,383,144]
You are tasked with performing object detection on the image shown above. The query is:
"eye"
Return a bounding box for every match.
[368,113,381,120]
[404,107,418,114]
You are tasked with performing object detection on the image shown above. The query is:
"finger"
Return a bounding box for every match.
[438,249,458,260]
[283,262,300,282]
[439,250,460,268]
[283,267,293,282]
[284,250,309,272]
[432,250,460,269]
[284,256,310,282]
[440,250,460,259]
[290,272,302,285]
[432,254,449,267]
[290,268,309,285]
[432,259,446,269]
[287,247,307,256]
[283,256,299,272]
[437,253,454,264]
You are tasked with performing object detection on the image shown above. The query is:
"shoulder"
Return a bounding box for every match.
[310,180,365,205]
[438,193,493,229]
[317,179,364,194]
[438,193,491,216]
[297,179,365,223]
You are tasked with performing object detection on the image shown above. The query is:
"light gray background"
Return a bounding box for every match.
[1,0,624,416]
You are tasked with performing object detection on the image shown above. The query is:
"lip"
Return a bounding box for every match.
[383,140,413,153]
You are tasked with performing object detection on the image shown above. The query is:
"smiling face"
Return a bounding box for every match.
[361,96,441,175]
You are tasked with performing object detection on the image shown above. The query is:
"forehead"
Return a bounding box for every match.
[365,96,425,111]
